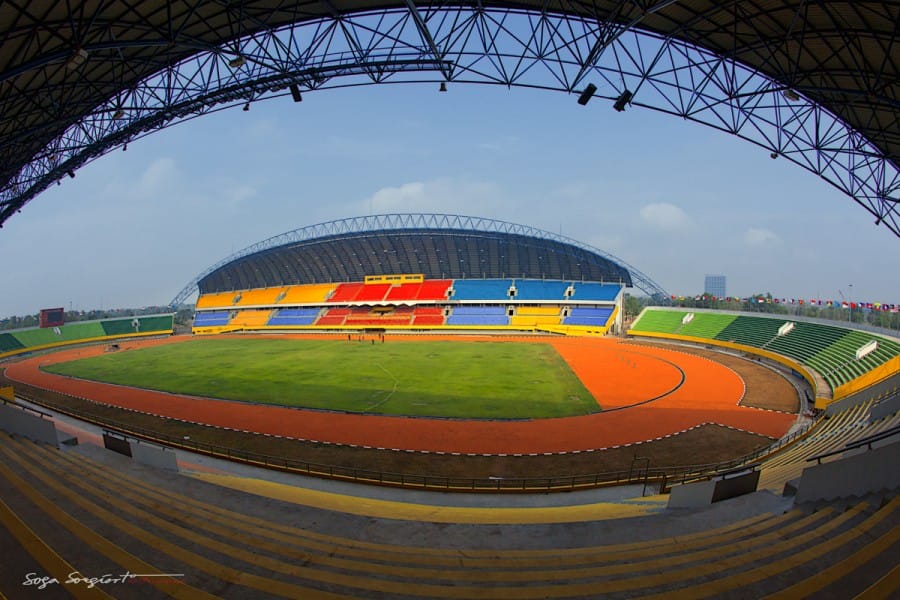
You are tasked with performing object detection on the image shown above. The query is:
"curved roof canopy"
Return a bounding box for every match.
[177,214,662,305]
[1,1,897,233]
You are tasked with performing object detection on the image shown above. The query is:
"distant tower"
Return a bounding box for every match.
[704,275,726,298]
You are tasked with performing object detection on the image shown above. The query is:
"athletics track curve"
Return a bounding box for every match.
[4,335,796,455]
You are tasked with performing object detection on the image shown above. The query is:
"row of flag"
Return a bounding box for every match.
[670,295,900,312]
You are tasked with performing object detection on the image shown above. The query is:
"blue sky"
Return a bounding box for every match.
[0,83,896,318]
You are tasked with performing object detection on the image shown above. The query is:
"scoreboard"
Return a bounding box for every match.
[39,307,65,328]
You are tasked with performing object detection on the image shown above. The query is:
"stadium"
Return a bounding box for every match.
[1,2,899,599]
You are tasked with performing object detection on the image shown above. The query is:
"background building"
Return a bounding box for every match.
[705,275,727,298]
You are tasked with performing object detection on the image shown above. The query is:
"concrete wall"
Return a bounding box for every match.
[796,441,900,503]
[0,402,60,447]
[129,441,179,471]
[668,479,717,508]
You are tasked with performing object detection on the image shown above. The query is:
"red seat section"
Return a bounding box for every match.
[355,283,391,302]
[315,307,351,326]
[417,280,452,300]
[385,283,421,301]
[328,283,364,303]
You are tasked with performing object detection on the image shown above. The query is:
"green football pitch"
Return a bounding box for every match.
[43,338,600,419]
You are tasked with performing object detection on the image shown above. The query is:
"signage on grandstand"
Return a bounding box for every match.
[364,273,424,284]
[39,307,65,328]
[777,322,795,336]
[856,340,878,360]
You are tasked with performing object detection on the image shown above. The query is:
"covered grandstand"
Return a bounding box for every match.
[176,214,668,336]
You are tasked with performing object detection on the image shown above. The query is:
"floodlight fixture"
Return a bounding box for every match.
[577,83,597,105]
[112,108,125,120]
[613,89,633,112]
[289,84,303,102]
[782,89,800,102]
[242,103,250,112]
[439,82,447,92]
[67,170,75,179]
[228,55,245,68]
[770,151,778,159]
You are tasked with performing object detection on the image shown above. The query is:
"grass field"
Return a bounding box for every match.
[43,337,600,418]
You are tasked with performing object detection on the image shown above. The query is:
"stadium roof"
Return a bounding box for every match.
[0,1,897,234]
[175,214,665,305]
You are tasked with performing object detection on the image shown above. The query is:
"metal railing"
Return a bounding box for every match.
[10,382,823,493]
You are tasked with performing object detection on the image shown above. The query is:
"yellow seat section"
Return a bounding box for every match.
[230,310,272,328]
[281,283,338,304]
[196,291,240,309]
[517,306,561,316]
[511,305,561,327]
[234,287,287,306]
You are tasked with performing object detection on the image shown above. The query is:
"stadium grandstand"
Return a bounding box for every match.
[0,314,174,360]
[630,307,900,409]
[176,214,667,337]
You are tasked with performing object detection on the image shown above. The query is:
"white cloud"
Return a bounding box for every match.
[137,157,179,193]
[744,227,779,247]
[360,177,506,215]
[639,203,690,231]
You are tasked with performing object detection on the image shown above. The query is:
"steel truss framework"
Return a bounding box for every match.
[0,3,897,237]
[170,213,667,306]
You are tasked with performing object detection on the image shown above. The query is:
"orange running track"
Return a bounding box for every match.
[4,335,796,455]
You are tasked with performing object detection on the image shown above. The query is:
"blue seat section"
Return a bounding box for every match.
[451,279,512,301]
[194,311,231,326]
[564,306,614,326]
[570,283,622,301]
[447,305,509,326]
[512,280,570,300]
[268,308,320,326]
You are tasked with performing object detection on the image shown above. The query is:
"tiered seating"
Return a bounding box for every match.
[354,283,391,302]
[678,313,736,338]
[511,279,570,301]
[632,309,900,393]
[766,322,850,365]
[0,332,25,353]
[570,282,622,301]
[230,310,272,328]
[509,306,562,327]
[234,287,286,306]
[315,307,350,326]
[758,397,900,492]
[416,279,452,300]
[450,279,512,301]
[328,283,365,303]
[345,306,413,326]
[280,283,337,304]
[100,315,173,336]
[193,311,231,327]
[564,306,614,327]
[10,321,106,347]
[715,315,785,347]
[195,291,239,309]
[630,310,687,333]
[267,308,320,327]
[412,306,445,326]
[385,282,421,301]
[446,306,509,326]
[0,431,896,600]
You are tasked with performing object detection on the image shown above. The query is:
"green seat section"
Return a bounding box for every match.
[714,316,786,347]
[11,321,106,348]
[630,310,688,333]
[100,315,173,336]
[766,321,849,364]
[0,333,25,353]
[815,330,900,389]
[678,313,736,339]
